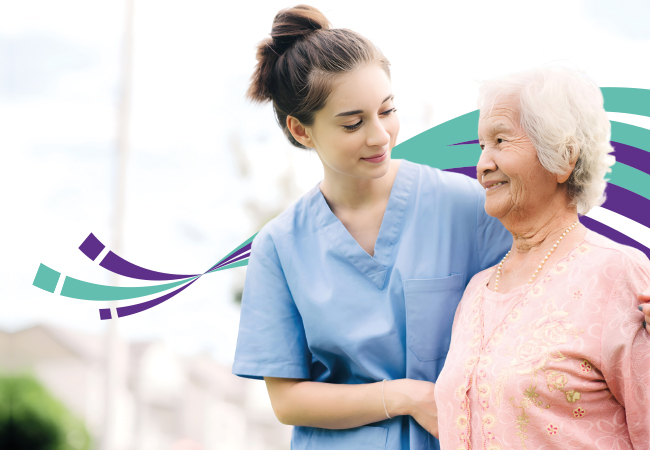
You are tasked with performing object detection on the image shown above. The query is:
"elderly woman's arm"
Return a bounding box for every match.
[601,259,650,448]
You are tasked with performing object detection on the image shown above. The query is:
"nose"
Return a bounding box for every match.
[476,145,498,182]
[366,117,391,148]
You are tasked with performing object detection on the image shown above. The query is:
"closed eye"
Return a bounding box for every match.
[343,120,362,131]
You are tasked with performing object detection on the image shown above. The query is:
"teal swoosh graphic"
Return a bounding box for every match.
[602,88,650,118]
[59,276,198,301]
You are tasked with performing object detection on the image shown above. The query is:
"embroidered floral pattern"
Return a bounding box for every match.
[572,289,582,300]
[483,413,497,428]
[580,360,592,372]
[512,340,549,375]
[573,407,586,418]
[545,371,568,391]
[553,263,567,274]
[565,390,581,403]
[523,385,550,410]
[512,402,530,450]
[546,424,558,435]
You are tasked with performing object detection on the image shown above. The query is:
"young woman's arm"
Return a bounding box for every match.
[264,377,439,437]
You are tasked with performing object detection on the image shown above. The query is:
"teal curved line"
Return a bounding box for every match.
[207,259,249,274]
[608,162,650,200]
[611,121,650,153]
[602,88,650,118]
[60,275,198,301]
[211,233,258,268]
[39,87,650,307]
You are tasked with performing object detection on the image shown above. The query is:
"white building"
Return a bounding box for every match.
[0,324,291,450]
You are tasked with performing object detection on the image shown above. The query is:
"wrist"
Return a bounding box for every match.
[382,379,411,417]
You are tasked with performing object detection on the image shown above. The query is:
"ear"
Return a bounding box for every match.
[286,116,315,148]
[556,146,579,184]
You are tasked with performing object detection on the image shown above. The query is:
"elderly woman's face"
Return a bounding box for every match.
[477,97,559,221]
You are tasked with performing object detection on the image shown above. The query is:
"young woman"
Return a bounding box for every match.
[231,5,650,450]
[231,5,510,450]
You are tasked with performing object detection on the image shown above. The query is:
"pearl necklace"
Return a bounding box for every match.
[494,221,579,292]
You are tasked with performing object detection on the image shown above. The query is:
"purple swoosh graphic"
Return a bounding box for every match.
[205,243,252,273]
[99,277,200,320]
[80,233,199,281]
[210,251,251,271]
[611,141,650,175]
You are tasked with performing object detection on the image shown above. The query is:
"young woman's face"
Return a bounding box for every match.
[306,63,399,181]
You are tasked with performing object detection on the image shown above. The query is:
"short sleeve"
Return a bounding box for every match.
[600,256,650,448]
[475,187,512,270]
[232,228,311,380]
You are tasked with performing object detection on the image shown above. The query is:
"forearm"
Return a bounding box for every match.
[264,377,411,429]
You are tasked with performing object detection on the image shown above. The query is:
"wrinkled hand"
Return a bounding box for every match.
[638,291,650,333]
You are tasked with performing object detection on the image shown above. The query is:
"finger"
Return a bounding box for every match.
[639,304,650,318]
[637,291,650,302]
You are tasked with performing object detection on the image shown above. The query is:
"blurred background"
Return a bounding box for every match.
[1,0,649,449]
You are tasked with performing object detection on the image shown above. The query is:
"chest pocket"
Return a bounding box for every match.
[404,274,464,362]
[305,425,387,449]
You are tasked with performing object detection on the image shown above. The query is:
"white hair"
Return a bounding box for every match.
[477,66,616,215]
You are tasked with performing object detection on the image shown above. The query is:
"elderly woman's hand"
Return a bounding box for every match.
[638,291,650,332]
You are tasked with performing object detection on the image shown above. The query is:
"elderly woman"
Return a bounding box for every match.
[434,66,650,450]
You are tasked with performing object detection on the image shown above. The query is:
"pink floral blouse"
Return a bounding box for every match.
[435,229,650,450]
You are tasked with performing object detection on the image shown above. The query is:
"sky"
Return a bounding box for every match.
[1,0,649,365]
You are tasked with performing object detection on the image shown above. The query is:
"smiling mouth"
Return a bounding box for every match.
[361,150,388,163]
[485,181,508,190]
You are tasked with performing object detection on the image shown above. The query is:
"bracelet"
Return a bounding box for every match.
[381,379,392,420]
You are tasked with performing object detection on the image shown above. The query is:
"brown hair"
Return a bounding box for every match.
[247,4,391,149]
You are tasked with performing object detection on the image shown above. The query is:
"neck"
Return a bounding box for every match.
[505,207,580,255]
[319,160,399,211]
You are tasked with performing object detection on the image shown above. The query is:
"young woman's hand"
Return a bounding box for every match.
[264,376,439,437]
[639,291,650,332]
[384,379,439,438]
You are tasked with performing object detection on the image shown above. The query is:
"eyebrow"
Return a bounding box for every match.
[479,122,512,140]
[335,94,394,117]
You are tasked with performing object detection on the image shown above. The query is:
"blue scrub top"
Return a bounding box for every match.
[233,160,512,450]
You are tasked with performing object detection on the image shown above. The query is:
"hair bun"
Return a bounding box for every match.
[247,5,331,103]
[270,4,331,54]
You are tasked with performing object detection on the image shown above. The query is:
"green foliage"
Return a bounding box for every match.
[0,374,92,450]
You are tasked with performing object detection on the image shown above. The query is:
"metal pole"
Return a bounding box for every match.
[100,0,134,448]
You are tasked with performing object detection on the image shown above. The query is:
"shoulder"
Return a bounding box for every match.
[406,161,483,198]
[401,161,485,219]
[583,229,650,280]
[251,184,320,258]
[467,266,495,292]
[579,230,650,316]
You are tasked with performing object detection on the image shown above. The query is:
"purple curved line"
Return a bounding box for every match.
[211,251,250,271]
[611,141,650,175]
[205,243,252,273]
[99,251,199,281]
[601,184,650,229]
[445,167,650,229]
[98,277,201,320]
[580,217,650,259]
[449,139,479,146]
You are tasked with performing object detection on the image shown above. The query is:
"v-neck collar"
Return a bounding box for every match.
[308,160,417,289]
